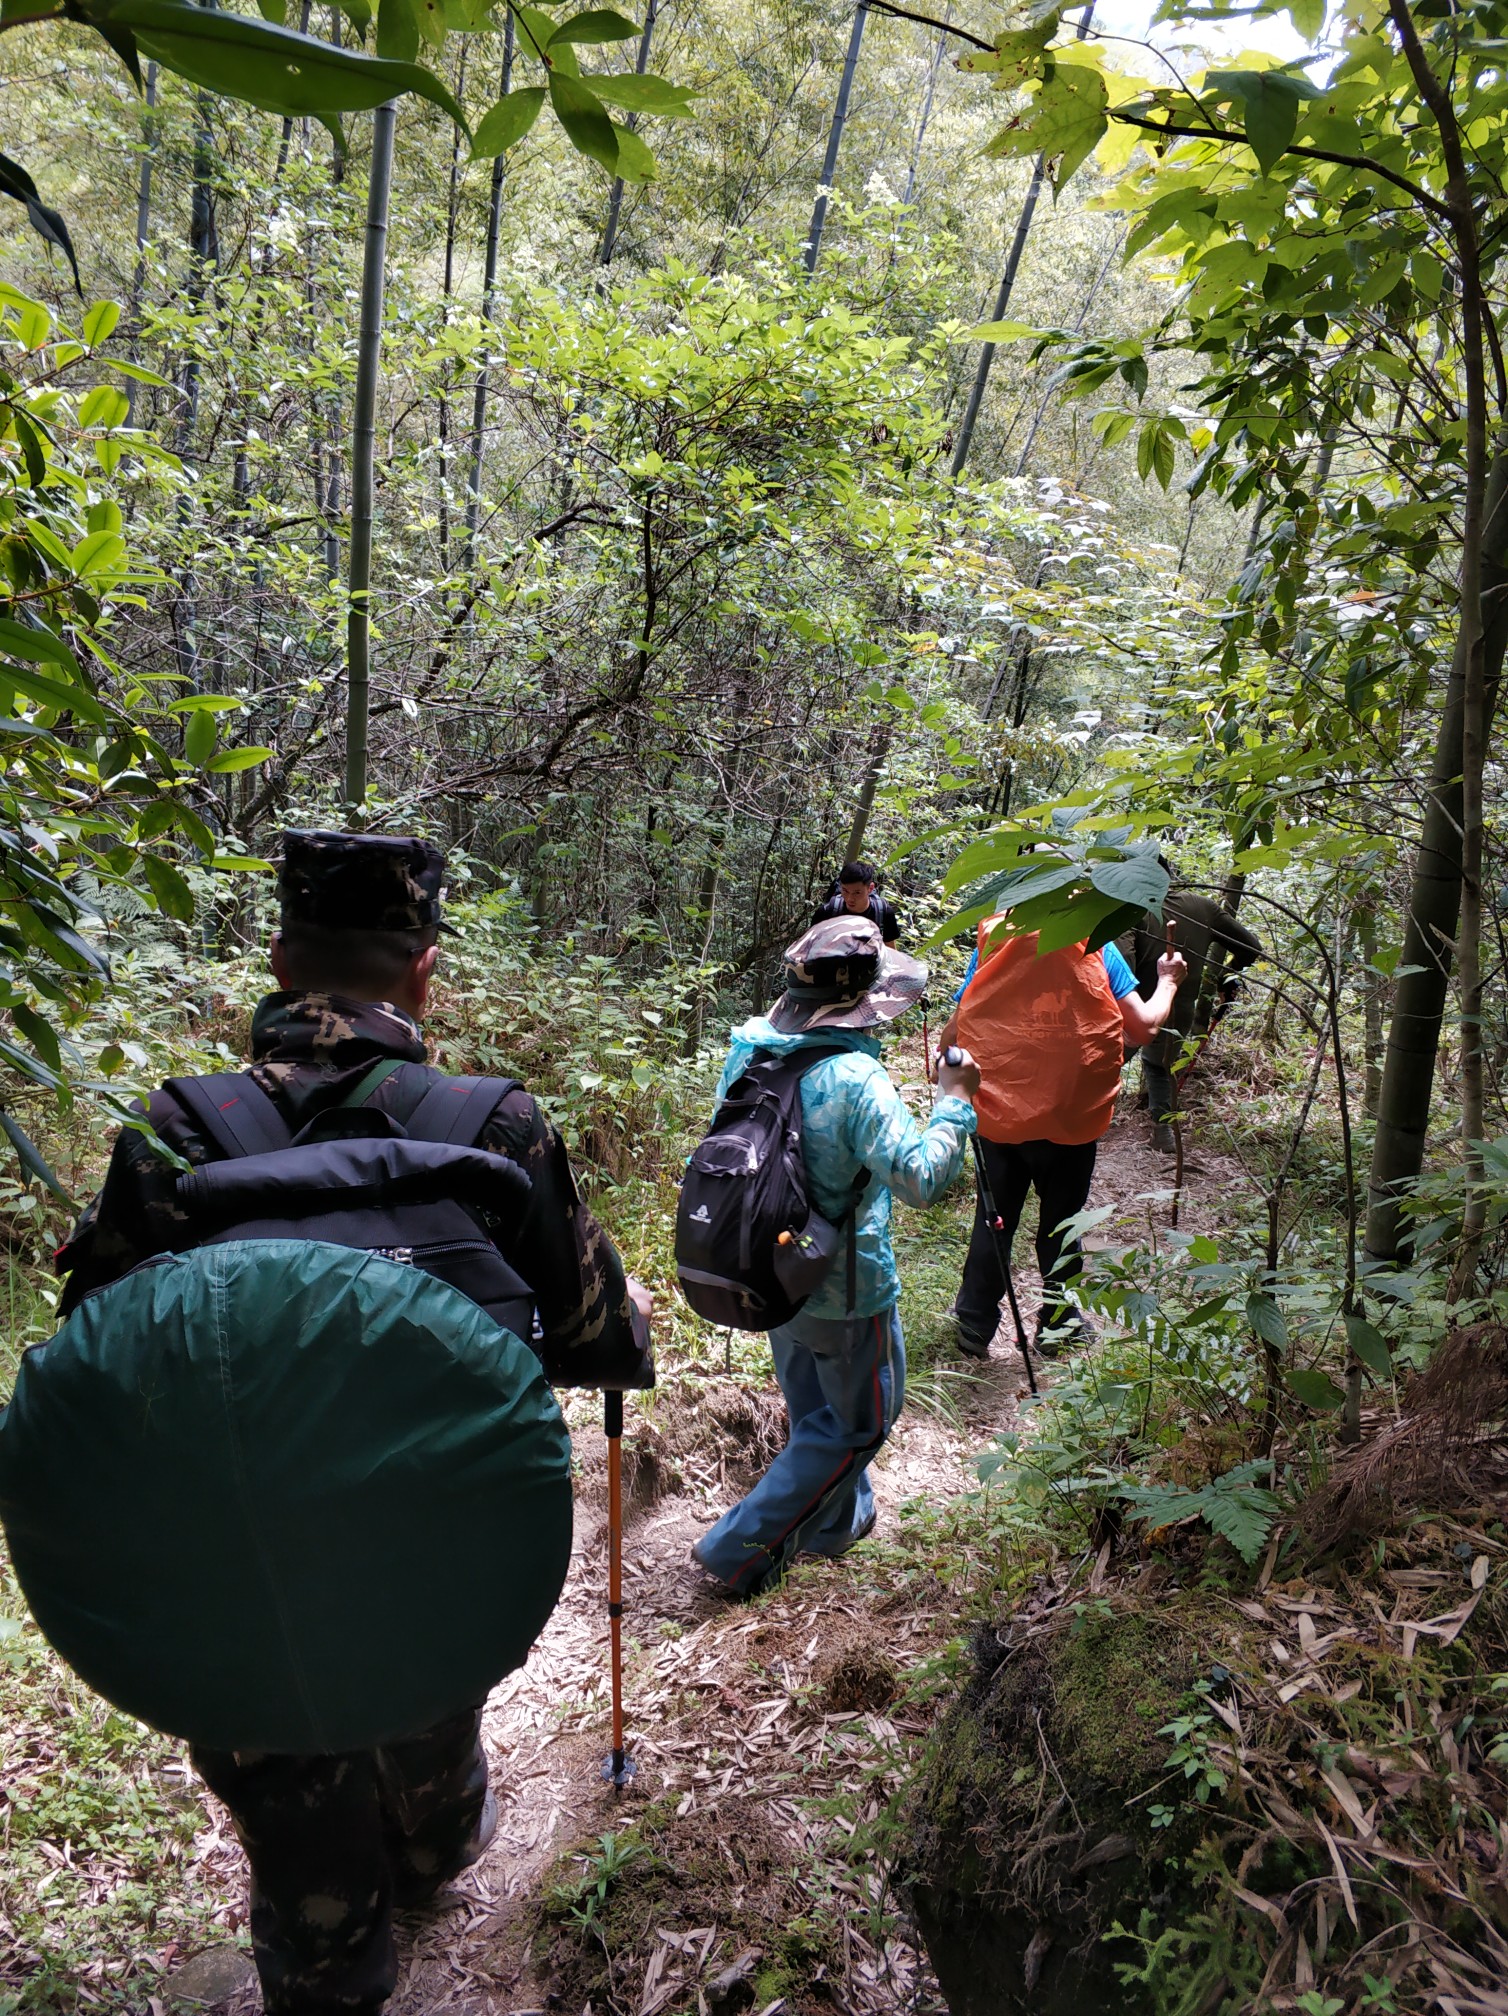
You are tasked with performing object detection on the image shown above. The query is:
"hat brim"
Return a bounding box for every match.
[768,947,927,1032]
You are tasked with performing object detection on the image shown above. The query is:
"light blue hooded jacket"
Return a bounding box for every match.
[713,1017,977,1320]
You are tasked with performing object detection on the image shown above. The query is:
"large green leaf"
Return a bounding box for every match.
[0,150,81,294]
[1209,68,1323,178]
[1087,849,1168,914]
[471,86,547,158]
[0,662,109,725]
[1345,1313,1391,1378]
[548,5,637,43]
[1286,1366,1345,1411]
[609,122,656,184]
[1245,1292,1288,1349]
[548,70,618,174]
[109,0,467,128]
[0,1105,68,1198]
[375,0,418,60]
[588,70,694,117]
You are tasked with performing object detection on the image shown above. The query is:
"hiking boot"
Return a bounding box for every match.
[1151,1121,1177,1154]
[688,1537,756,1603]
[948,1307,994,1360]
[1034,1310,1096,1359]
[394,1789,498,1907]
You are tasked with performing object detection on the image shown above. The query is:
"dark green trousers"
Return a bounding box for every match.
[194,1705,487,2014]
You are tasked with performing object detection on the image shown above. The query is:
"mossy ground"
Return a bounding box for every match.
[537,1800,841,2013]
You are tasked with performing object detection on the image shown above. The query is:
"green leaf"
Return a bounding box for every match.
[375,0,418,60]
[11,1000,60,1072]
[1246,1292,1288,1349]
[140,852,195,920]
[1150,422,1175,490]
[587,70,694,117]
[257,0,288,20]
[471,85,547,158]
[0,662,109,725]
[1201,1481,1281,1565]
[12,408,48,487]
[0,1105,68,1197]
[71,528,126,577]
[548,71,618,174]
[609,121,656,183]
[206,745,275,772]
[0,150,82,294]
[111,0,468,130]
[1345,1314,1391,1378]
[549,5,637,42]
[1087,849,1168,914]
[0,615,78,673]
[184,707,217,767]
[1287,1366,1345,1411]
[82,299,120,346]
[1209,69,1322,178]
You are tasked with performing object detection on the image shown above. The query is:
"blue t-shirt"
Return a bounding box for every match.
[954,939,1137,1003]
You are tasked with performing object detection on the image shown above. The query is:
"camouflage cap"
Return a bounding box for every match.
[768,914,928,1032]
[277,830,453,935]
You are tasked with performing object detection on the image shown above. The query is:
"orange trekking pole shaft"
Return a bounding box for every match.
[601,1389,635,1790]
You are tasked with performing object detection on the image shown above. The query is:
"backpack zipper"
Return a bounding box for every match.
[373,1238,495,1266]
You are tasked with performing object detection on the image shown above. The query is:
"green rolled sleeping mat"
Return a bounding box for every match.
[0,1240,574,1754]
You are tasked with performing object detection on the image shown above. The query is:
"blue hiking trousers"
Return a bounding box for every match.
[695,1304,905,1595]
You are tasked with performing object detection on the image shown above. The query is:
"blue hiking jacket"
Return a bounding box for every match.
[714,1018,977,1320]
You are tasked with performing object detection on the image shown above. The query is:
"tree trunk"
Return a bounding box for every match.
[464,12,514,562]
[901,20,949,205]
[173,78,218,692]
[803,2,868,275]
[1354,900,1386,1120]
[438,40,469,572]
[599,0,657,265]
[346,100,397,811]
[844,723,892,862]
[1365,438,1508,1260]
[950,1,1094,478]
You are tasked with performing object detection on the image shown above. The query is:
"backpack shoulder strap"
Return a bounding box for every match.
[403,1074,523,1148]
[163,1073,292,1160]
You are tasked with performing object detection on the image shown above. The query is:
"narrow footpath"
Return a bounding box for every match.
[204,1107,1249,2016]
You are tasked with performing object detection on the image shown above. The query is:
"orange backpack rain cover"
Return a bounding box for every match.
[957,924,1124,1146]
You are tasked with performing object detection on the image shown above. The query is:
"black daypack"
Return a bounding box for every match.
[675,1045,868,1332]
[161,1059,540,1350]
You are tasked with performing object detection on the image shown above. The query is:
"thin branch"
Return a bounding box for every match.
[859,0,993,51]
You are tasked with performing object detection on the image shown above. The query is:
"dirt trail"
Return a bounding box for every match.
[211,1105,1240,2016]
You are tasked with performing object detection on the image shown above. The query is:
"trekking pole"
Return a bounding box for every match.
[600,1389,636,1791]
[944,1047,1038,1395]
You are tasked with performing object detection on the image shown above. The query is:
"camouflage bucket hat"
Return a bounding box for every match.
[768,915,928,1033]
[277,830,456,935]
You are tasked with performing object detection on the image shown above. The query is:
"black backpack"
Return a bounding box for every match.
[675,1045,868,1332]
[159,1059,542,1356]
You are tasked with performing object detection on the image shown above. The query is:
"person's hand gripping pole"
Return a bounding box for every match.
[943,1046,1038,1395]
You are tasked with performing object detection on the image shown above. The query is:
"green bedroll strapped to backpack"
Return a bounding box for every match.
[0,1071,576,1755]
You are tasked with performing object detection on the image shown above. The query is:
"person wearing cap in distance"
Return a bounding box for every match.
[690,915,979,1599]
[811,859,902,945]
[936,921,1186,1359]
[53,830,654,2016]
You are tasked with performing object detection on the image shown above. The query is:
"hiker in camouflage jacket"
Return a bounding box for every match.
[54,830,652,2016]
